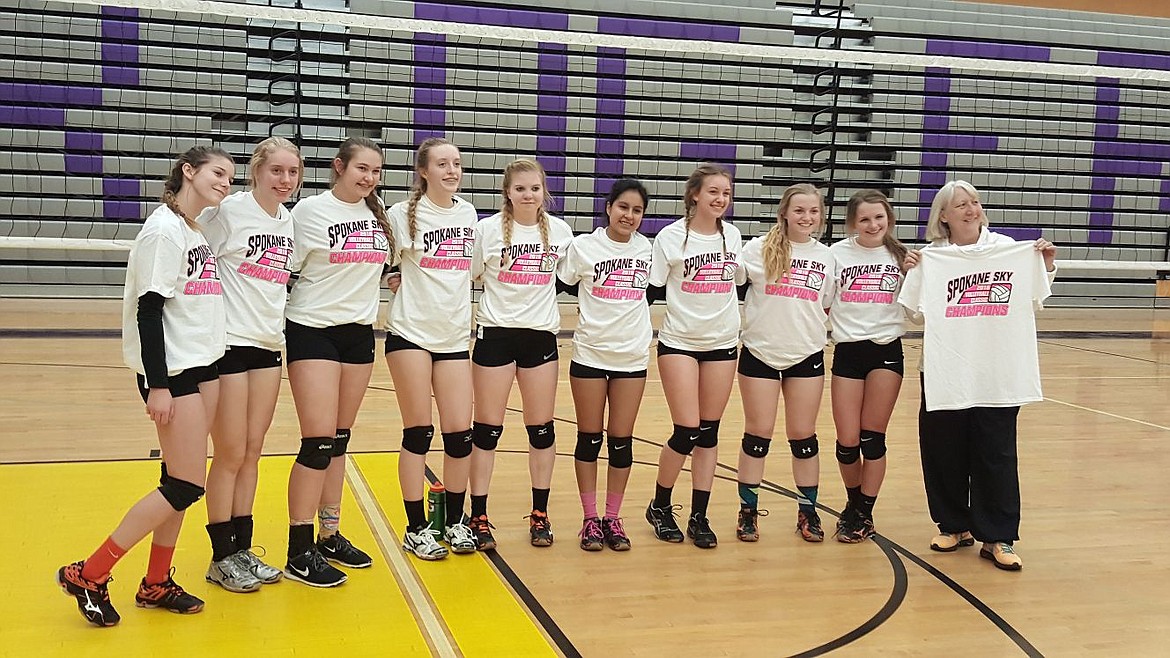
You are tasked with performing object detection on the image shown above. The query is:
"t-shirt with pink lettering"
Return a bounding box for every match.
[122,204,226,375]
[286,190,389,328]
[649,218,743,352]
[472,212,573,333]
[386,194,477,353]
[828,236,905,345]
[560,227,653,372]
[737,236,835,370]
[199,191,294,351]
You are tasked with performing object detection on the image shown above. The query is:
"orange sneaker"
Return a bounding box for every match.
[135,569,204,614]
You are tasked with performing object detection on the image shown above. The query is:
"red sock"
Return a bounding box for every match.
[146,543,176,585]
[81,536,127,582]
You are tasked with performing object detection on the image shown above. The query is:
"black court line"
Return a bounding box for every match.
[1038,339,1165,365]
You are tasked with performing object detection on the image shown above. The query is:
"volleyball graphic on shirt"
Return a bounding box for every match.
[784,267,824,291]
[692,260,736,282]
[601,268,650,289]
[198,255,219,280]
[340,229,388,252]
[847,271,899,292]
[958,281,1012,304]
[434,236,471,259]
[255,246,291,270]
[510,250,559,273]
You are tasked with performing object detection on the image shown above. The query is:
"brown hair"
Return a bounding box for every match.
[762,183,823,282]
[405,137,457,243]
[161,145,234,230]
[247,136,302,192]
[682,163,732,253]
[499,159,552,267]
[844,189,908,267]
[331,137,393,252]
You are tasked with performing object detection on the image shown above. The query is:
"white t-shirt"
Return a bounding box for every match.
[899,239,1051,411]
[286,190,389,328]
[199,191,294,351]
[649,218,742,352]
[386,194,477,352]
[122,205,226,375]
[738,236,835,369]
[472,212,574,333]
[829,236,906,345]
[560,227,653,371]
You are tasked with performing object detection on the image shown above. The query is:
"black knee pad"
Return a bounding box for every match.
[666,424,700,456]
[333,428,351,457]
[472,422,503,451]
[402,425,435,456]
[696,419,720,449]
[527,421,555,450]
[860,430,887,460]
[607,436,634,469]
[789,434,819,459]
[442,429,473,459]
[835,440,861,464]
[157,476,205,511]
[296,436,335,470]
[574,431,604,462]
[741,433,771,458]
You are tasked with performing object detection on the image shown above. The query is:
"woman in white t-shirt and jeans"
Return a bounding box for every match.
[470,159,574,549]
[644,164,742,550]
[384,138,478,560]
[282,138,390,587]
[734,183,836,544]
[559,178,653,552]
[57,146,234,626]
[903,180,1056,571]
[827,190,908,544]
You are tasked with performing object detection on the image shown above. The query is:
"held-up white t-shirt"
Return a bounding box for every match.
[286,190,389,328]
[649,218,742,352]
[122,205,226,375]
[386,195,477,352]
[899,240,1051,411]
[199,191,294,351]
[738,237,835,370]
[472,212,574,333]
[829,237,906,345]
[560,227,653,371]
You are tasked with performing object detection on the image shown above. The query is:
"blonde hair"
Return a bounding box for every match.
[499,159,552,267]
[762,183,824,282]
[845,189,908,266]
[682,163,732,253]
[161,145,234,231]
[331,137,393,253]
[247,136,302,192]
[925,180,987,242]
[406,137,457,243]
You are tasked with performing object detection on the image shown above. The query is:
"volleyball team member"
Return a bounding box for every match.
[470,159,573,548]
[282,137,389,586]
[560,179,653,551]
[828,190,908,543]
[644,164,742,549]
[199,137,300,592]
[57,146,234,625]
[735,184,836,543]
[385,138,478,560]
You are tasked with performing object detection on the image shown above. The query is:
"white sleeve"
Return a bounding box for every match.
[734,239,748,285]
[559,238,583,285]
[821,256,837,311]
[898,262,924,316]
[134,231,185,299]
[1032,249,1053,310]
[649,234,670,287]
[288,200,310,273]
[471,222,488,282]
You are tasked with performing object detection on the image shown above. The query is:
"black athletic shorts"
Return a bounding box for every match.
[137,364,218,402]
[568,360,647,380]
[472,326,558,368]
[285,320,375,365]
[384,331,469,362]
[656,342,739,362]
[217,345,282,375]
[831,338,904,379]
[737,348,825,380]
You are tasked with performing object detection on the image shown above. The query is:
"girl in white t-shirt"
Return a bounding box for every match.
[282,138,390,587]
[384,138,478,561]
[470,159,573,549]
[735,184,836,544]
[57,146,234,626]
[560,178,653,552]
[827,190,908,544]
[200,137,300,592]
[644,164,742,550]
[902,180,1056,571]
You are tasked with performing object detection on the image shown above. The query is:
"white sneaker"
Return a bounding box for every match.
[206,554,262,593]
[403,527,449,561]
[237,549,283,584]
[445,517,477,554]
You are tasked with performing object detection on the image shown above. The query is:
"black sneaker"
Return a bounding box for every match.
[796,509,825,543]
[469,514,497,551]
[601,517,632,551]
[135,569,204,614]
[57,561,120,627]
[285,548,347,587]
[736,506,769,542]
[686,513,718,549]
[526,510,554,547]
[835,507,873,544]
[317,532,373,568]
[645,502,685,543]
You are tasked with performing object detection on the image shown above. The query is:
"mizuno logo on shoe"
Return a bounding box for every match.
[83,592,102,617]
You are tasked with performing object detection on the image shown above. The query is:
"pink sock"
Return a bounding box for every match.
[580,492,598,519]
[605,492,624,519]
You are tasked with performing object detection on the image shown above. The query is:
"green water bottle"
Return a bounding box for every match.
[427,481,446,532]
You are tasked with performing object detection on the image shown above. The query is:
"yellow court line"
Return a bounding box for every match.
[353,453,557,658]
[1043,396,1170,432]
